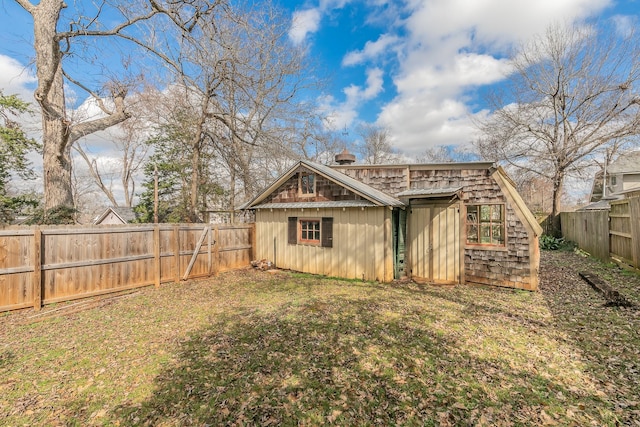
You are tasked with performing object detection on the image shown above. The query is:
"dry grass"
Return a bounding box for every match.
[1,250,639,426]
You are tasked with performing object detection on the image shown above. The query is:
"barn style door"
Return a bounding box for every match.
[407,202,460,284]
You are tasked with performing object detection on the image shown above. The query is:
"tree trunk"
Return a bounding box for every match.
[189,99,209,223]
[549,172,565,237]
[33,1,75,219]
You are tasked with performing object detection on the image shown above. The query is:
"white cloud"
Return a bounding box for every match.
[373,0,613,155]
[342,34,401,66]
[319,67,385,131]
[0,54,36,100]
[289,8,322,45]
[611,14,637,37]
[345,67,384,101]
[288,0,355,45]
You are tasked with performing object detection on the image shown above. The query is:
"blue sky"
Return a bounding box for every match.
[281,0,639,155]
[1,0,639,160]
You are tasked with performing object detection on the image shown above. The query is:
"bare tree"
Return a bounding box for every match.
[13,0,216,222]
[474,22,640,235]
[144,0,316,216]
[356,124,400,164]
[73,113,150,208]
[417,144,478,163]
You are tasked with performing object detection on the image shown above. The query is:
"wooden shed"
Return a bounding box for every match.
[243,160,542,290]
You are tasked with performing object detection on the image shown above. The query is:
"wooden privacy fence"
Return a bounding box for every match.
[561,194,640,269]
[0,223,255,312]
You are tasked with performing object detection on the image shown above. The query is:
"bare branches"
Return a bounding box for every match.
[474,21,640,233]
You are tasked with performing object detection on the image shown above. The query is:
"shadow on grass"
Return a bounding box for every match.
[0,350,14,369]
[111,292,594,426]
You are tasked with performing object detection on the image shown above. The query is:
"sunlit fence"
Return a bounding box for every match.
[0,223,255,312]
[561,193,640,270]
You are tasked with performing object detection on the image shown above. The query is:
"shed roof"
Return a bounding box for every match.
[396,187,462,199]
[241,160,404,209]
[252,200,377,210]
[491,167,543,237]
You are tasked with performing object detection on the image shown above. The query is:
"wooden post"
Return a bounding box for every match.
[383,209,393,282]
[250,223,256,261]
[153,164,159,224]
[629,196,640,269]
[207,225,212,276]
[173,225,180,282]
[213,225,220,276]
[154,226,160,288]
[33,227,42,311]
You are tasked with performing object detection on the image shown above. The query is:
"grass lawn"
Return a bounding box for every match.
[1,250,639,426]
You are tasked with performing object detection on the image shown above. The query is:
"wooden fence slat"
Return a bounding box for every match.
[214,226,220,276]
[629,196,640,269]
[33,228,42,311]
[173,225,180,283]
[154,227,160,288]
[208,225,213,276]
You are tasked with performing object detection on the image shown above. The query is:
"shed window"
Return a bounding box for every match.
[288,216,332,247]
[466,204,505,246]
[300,219,320,244]
[299,172,315,195]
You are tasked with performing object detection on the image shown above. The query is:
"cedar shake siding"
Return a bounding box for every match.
[264,167,370,204]
[337,164,539,290]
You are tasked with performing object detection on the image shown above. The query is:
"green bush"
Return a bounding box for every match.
[539,235,565,250]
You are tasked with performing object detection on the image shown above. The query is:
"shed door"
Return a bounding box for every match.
[407,202,460,284]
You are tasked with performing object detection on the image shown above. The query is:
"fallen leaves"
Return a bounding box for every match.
[0,255,639,425]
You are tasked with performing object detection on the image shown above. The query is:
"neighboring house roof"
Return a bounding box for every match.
[577,199,612,211]
[93,206,136,224]
[608,151,640,174]
[241,160,405,209]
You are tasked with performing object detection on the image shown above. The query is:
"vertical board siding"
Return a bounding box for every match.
[0,224,254,312]
[630,196,640,269]
[560,210,614,262]
[609,200,634,266]
[255,207,387,282]
[408,204,460,284]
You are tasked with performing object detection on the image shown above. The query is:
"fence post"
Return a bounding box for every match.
[250,223,256,261]
[207,224,212,276]
[213,225,220,276]
[173,225,180,282]
[629,196,640,269]
[154,226,160,288]
[33,227,42,311]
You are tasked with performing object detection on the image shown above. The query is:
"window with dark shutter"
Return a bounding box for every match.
[288,217,297,244]
[321,217,333,247]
